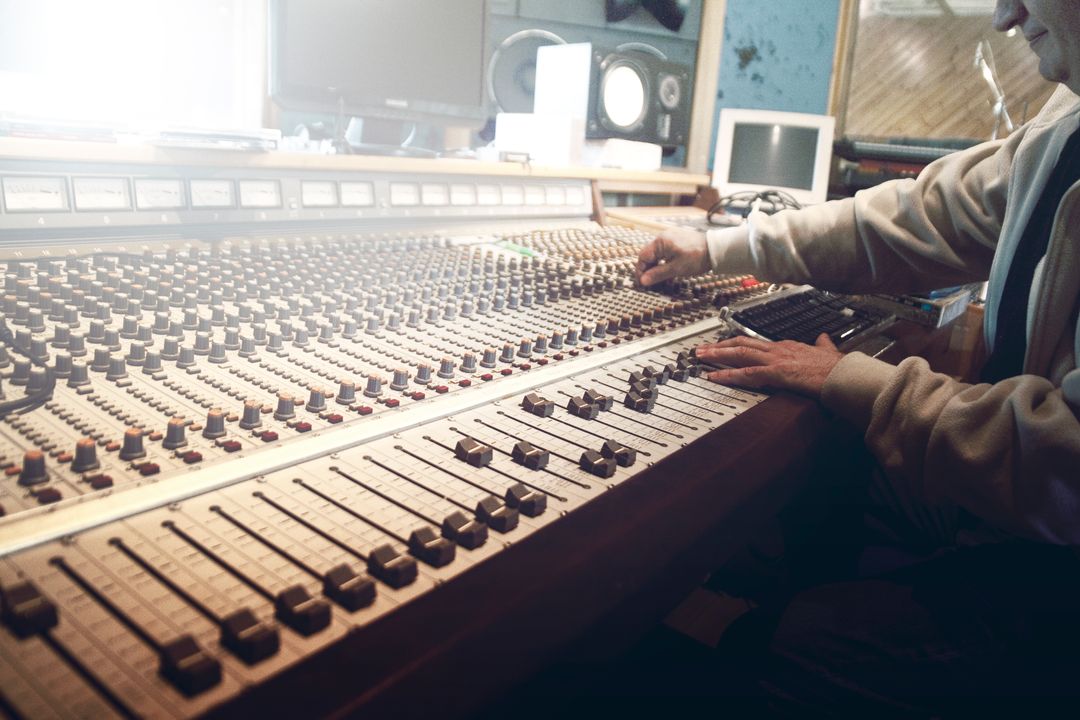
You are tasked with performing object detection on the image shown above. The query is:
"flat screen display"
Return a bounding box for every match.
[269,0,487,127]
[728,123,819,191]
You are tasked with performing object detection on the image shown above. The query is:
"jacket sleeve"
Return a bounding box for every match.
[707,128,1024,295]
[822,352,1080,544]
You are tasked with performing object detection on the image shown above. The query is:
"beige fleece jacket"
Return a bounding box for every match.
[706,86,1080,544]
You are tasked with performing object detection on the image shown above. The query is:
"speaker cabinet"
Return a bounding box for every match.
[587,48,690,147]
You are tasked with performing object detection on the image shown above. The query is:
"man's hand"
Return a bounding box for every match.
[694,333,843,400]
[635,228,710,287]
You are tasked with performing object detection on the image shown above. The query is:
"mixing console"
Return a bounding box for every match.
[0,197,778,717]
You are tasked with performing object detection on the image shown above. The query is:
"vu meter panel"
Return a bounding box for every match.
[0,206,772,717]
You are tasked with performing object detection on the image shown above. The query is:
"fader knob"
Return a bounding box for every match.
[71,438,100,473]
[390,369,410,392]
[18,450,48,486]
[239,400,263,430]
[273,395,295,421]
[363,376,383,398]
[203,408,227,438]
[163,418,188,450]
[336,381,357,405]
[119,428,146,461]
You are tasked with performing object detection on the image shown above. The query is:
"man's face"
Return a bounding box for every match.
[994,0,1080,93]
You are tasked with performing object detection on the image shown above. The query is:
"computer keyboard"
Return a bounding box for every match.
[723,285,895,350]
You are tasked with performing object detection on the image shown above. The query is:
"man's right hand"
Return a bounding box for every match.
[635,228,710,287]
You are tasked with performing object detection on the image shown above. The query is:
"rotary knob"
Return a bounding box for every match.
[414,363,432,385]
[239,400,263,430]
[142,351,162,374]
[126,342,146,366]
[106,357,128,381]
[162,417,188,450]
[459,352,477,374]
[119,428,146,461]
[305,387,328,413]
[390,368,410,392]
[336,381,357,405]
[53,352,73,378]
[517,338,533,358]
[480,347,498,369]
[273,394,295,421]
[18,450,48,486]
[363,375,383,398]
[90,349,111,373]
[437,357,455,379]
[67,361,90,388]
[203,408,227,438]
[71,438,100,473]
[499,343,516,364]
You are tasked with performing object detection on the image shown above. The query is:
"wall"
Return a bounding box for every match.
[708,0,841,170]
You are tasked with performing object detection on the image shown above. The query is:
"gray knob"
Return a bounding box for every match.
[336,381,357,405]
[415,363,433,385]
[106,357,127,381]
[305,387,328,413]
[67,361,90,388]
[203,408,227,438]
[273,394,295,421]
[71,438,100,473]
[438,357,455,379]
[390,368,410,392]
[239,400,262,429]
[363,375,383,398]
[142,351,162,374]
[119,428,146,461]
[460,352,477,373]
[480,348,497,368]
[208,341,227,364]
[162,417,187,450]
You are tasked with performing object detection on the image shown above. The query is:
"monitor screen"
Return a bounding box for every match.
[711,109,836,207]
[269,0,488,128]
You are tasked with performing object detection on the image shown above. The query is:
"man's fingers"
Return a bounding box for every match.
[706,365,778,389]
[698,336,772,353]
[639,262,677,287]
[696,344,772,368]
[815,333,838,351]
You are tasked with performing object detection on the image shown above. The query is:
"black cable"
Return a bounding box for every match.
[0,319,56,417]
[706,189,803,225]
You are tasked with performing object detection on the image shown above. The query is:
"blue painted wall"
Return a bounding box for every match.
[708,0,841,169]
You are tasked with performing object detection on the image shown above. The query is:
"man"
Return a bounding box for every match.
[635,0,1080,714]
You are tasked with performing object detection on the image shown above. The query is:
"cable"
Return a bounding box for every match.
[0,319,56,417]
[706,189,803,226]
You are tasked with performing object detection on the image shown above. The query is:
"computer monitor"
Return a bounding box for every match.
[268,0,488,151]
[711,109,836,207]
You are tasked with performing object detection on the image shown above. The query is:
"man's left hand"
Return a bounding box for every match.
[694,334,844,399]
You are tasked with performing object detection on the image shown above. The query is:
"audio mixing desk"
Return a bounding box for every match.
[0,146,835,718]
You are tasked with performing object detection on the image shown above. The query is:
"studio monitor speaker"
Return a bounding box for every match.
[487,28,567,114]
[587,47,690,147]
